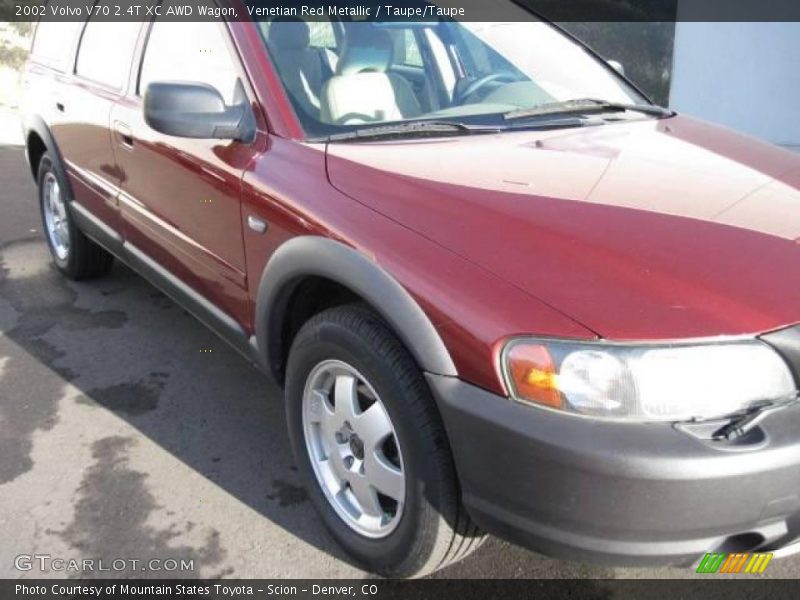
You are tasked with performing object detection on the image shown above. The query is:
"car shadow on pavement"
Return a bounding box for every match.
[0,145,614,579]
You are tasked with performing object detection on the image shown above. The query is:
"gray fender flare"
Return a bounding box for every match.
[255,236,457,382]
[22,115,72,196]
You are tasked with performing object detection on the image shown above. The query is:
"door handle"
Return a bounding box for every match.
[114,121,134,148]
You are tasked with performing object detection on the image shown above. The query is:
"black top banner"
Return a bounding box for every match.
[3,0,800,22]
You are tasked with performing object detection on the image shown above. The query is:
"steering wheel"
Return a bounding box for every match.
[455,72,519,104]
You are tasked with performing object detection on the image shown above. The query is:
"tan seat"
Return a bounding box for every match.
[267,19,327,119]
[321,27,422,125]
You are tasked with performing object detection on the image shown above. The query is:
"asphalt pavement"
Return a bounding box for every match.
[0,143,796,580]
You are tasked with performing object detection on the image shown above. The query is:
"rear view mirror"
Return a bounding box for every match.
[144,81,255,142]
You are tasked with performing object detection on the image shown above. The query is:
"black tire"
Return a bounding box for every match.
[285,304,485,578]
[37,153,113,280]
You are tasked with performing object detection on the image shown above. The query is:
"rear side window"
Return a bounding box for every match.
[308,22,337,50]
[391,29,424,68]
[139,21,240,104]
[31,21,84,72]
[75,20,141,89]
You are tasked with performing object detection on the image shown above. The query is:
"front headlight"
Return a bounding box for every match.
[501,338,796,422]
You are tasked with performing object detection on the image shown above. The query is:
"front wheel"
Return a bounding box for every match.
[285,305,485,577]
[38,153,113,280]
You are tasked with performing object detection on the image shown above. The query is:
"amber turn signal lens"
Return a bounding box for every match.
[506,343,563,408]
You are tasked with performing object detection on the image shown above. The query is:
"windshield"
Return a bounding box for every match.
[258,16,649,139]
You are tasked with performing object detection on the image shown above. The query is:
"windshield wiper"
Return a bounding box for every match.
[319,120,504,143]
[504,98,674,122]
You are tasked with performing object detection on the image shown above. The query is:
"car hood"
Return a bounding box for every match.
[325,115,800,340]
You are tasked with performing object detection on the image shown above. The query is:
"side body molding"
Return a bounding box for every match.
[255,236,457,382]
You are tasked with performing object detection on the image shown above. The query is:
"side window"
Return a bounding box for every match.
[139,21,240,105]
[455,28,492,76]
[308,21,337,50]
[453,27,520,79]
[402,30,424,67]
[391,29,424,68]
[31,21,84,72]
[75,20,141,89]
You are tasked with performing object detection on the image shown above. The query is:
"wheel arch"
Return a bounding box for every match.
[255,236,457,384]
[23,116,72,198]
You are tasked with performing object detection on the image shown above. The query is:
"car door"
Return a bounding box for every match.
[110,18,256,327]
[47,16,141,236]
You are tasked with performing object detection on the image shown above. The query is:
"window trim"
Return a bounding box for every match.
[29,10,86,74]
[134,15,157,98]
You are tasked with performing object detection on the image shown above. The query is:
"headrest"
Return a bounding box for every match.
[337,27,394,76]
[268,18,310,51]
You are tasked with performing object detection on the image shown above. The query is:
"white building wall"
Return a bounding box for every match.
[669,22,800,151]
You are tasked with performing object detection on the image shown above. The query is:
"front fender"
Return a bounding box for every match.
[255,236,457,382]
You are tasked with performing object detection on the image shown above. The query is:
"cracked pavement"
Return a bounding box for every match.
[0,145,796,580]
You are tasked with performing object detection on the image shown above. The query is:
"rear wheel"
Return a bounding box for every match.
[285,304,485,577]
[38,153,113,280]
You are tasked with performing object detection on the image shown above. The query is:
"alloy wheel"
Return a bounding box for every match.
[42,172,70,260]
[301,359,406,538]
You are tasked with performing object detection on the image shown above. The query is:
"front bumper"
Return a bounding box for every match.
[427,373,800,566]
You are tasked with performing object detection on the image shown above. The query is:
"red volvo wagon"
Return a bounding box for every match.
[22,3,800,577]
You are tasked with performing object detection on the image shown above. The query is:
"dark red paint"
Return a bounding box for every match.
[23,20,800,396]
